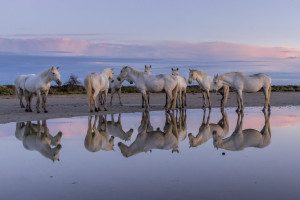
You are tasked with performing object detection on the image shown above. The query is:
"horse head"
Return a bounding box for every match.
[118,142,129,158]
[103,68,114,83]
[117,66,135,84]
[50,66,62,86]
[144,65,151,74]
[51,144,62,162]
[188,69,196,84]
[212,74,223,92]
[171,68,179,76]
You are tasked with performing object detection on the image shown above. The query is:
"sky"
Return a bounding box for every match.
[1,0,300,58]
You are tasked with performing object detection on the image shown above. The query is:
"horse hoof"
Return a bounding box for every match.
[90,110,93,113]
[104,107,108,111]
[21,105,25,108]
[25,109,28,112]
[29,109,32,112]
[44,110,48,113]
[37,111,40,113]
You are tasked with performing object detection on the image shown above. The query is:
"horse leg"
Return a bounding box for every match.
[178,92,181,108]
[164,93,168,107]
[24,90,30,112]
[142,91,150,111]
[202,92,206,108]
[267,85,271,111]
[88,90,93,113]
[36,91,41,113]
[235,92,241,113]
[238,90,244,113]
[147,91,150,105]
[18,89,25,108]
[93,90,100,112]
[117,88,123,106]
[104,89,108,111]
[165,91,173,112]
[142,94,145,108]
[42,92,48,113]
[28,93,33,112]
[206,89,212,110]
[110,88,115,106]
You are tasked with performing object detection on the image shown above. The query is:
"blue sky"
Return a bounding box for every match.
[1,0,300,47]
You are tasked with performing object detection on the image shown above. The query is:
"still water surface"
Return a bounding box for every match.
[0,107,299,200]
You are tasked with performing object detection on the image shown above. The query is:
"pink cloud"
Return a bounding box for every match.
[1,37,300,60]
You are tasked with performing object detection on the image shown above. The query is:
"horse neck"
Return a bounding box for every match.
[39,71,52,85]
[127,68,141,83]
[220,74,234,87]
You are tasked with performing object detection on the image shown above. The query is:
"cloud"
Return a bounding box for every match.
[1,37,300,60]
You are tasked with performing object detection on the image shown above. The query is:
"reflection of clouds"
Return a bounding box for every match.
[46,118,87,138]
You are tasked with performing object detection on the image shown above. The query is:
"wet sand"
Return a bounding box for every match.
[1,92,299,123]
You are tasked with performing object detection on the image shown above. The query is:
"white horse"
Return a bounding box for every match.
[188,109,229,148]
[169,68,187,108]
[188,69,229,109]
[84,68,114,112]
[84,115,115,152]
[213,72,271,112]
[213,111,271,151]
[107,114,134,141]
[15,66,62,113]
[118,111,179,158]
[15,120,63,162]
[117,66,178,111]
[101,65,151,107]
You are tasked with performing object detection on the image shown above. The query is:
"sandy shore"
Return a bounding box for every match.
[1,92,300,124]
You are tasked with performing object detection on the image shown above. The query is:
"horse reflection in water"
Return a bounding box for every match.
[213,111,271,151]
[118,111,180,158]
[107,114,133,141]
[85,115,115,152]
[15,120,62,162]
[188,109,229,148]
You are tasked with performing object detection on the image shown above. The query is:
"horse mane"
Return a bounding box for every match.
[125,66,144,76]
[224,72,245,76]
[39,69,50,78]
[192,69,208,77]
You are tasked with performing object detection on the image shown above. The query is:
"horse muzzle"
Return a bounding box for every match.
[111,79,114,83]
[117,77,121,81]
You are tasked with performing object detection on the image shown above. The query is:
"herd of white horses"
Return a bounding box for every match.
[14,65,272,113]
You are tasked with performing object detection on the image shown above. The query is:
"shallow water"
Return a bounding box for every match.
[0,107,300,200]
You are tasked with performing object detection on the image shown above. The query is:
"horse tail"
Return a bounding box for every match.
[84,75,93,111]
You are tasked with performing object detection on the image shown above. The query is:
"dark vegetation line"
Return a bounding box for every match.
[1,85,300,96]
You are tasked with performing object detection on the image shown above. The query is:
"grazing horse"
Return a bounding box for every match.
[167,68,187,109]
[84,115,115,152]
[15,120,62,162]
[15,66,62,113]
[188,69,229,109]
[213,72,271,112]
[118,111,179,158]
[213,111,271,151]
[107,114,134,141]
[117,66,178,111]
[84,68,114,112]
[188,109,229,148]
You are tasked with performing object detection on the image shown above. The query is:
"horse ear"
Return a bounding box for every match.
[145,65,146,68]
[51,66,54,70]
[176,68,178,71]
[150,65,151,68]
[56,66,59,70]
[189,68,191,72]
[172,68,174,70]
